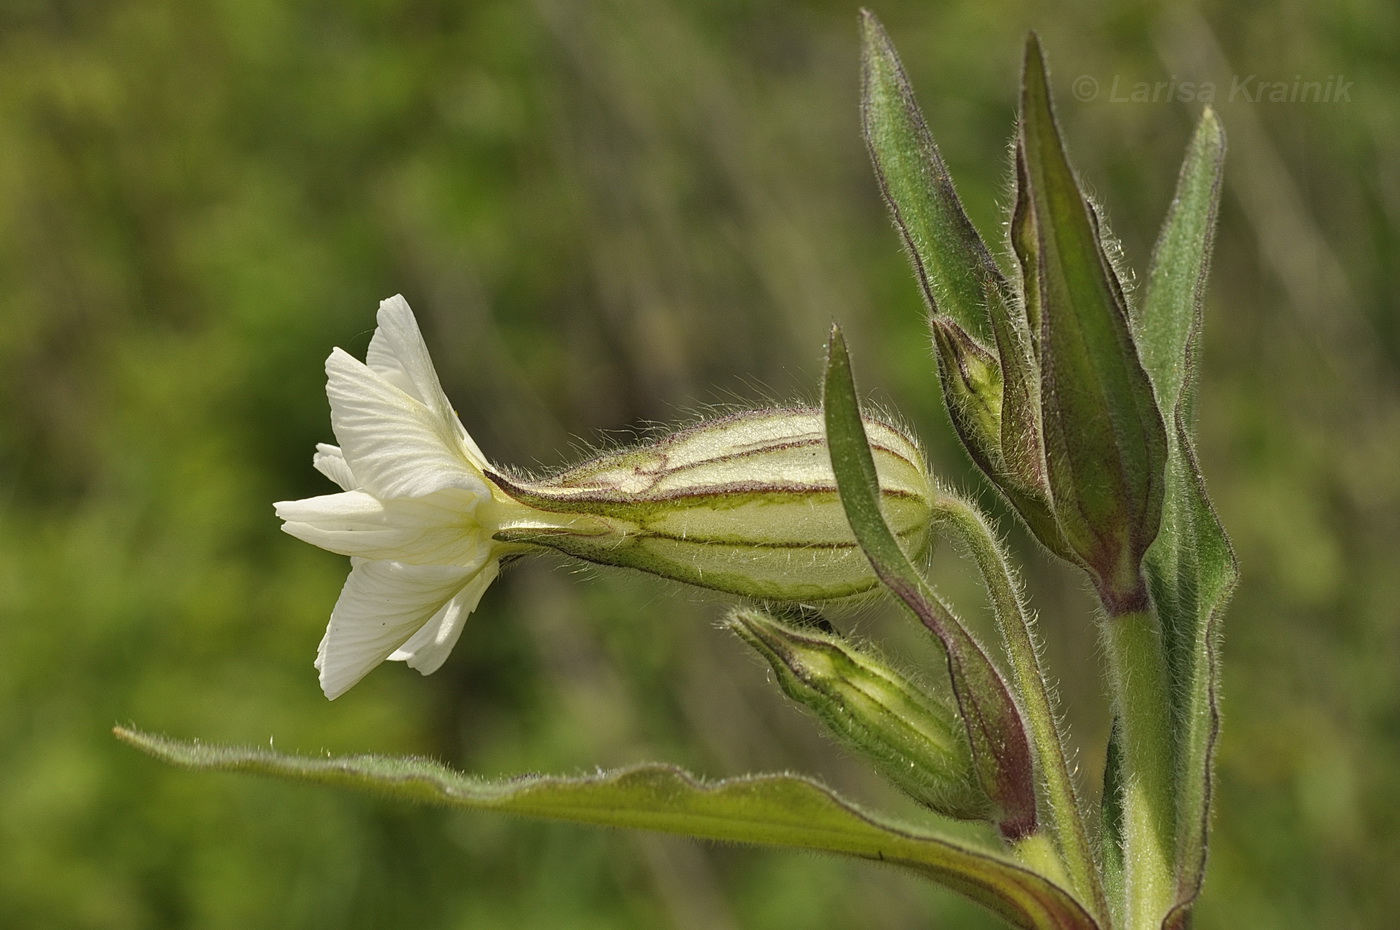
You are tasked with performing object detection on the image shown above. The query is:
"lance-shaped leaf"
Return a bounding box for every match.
[823,326,1037,841]
[862,13,1026,472]
[727,606,991,821]
[1153,429,1234,930]
[116,727,1097,930]
[1018,35,1169,612]
[1135,108,1225,424]
[1132,109,1237,927]
[1002,142,1080,565]
[860,9,1005,344]
[862,12,1061,561]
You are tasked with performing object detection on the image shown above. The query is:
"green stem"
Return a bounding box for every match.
[934,493,1109,926]
[1103,605,1176,929]
[1014,832,1071,892]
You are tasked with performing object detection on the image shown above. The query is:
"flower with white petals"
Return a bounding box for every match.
[275,296,531,699]
[278,296,936,699]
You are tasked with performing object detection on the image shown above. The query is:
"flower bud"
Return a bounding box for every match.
[1017,37,1168,610]
[863,19,1172,606]
[490,408,934,601]
[930,318,1003,473]
[726,607,990,820]
[860,14,1078,569]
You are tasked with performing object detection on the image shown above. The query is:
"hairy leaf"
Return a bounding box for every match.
[1130,107,1234,930]
[823,326,1038,842]
[1136,109,1226,421]
[859,9,1005,345]
[116,727,1096,930]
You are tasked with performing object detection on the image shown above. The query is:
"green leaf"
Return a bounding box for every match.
[1133,106,1235,930]
[1136,109,1226,420]
[861,10,1018,500]
[115,727,1097,930]
[1018,34,1169,612]
[823,325,1038,843]
[1152,422,1236,930]
[859,9,1005,345]
[994,144,1049,493]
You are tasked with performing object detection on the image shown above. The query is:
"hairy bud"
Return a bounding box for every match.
[727,607,990,820]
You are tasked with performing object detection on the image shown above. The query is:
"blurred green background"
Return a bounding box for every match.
[2,0,1396,927]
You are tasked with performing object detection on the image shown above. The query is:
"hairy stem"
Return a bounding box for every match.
[933,493,1108,925]
[1103,604,1176,929]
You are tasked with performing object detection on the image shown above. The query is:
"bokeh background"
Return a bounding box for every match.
[2,0,1397,927]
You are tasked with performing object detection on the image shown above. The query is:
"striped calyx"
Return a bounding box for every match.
[728,607,989,820]
[491,408,934,601]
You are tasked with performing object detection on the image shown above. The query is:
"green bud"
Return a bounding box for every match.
[930,318,1004,477]
[861,18,1172,605]
[1017,36,1169,611]
[489,408,934,601]
[860,12,1076,567]
[726,607,990,821]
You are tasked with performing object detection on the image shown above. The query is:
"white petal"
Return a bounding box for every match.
[367,296,489,468]
[276,488,493,566]
[389,560,500,674]
[366,297,444,407]
[315,559,475,699]
[326,348,485,500]
[313,443,357,491]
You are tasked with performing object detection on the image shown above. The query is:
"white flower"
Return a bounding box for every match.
[276,296,936,699]
[275,296,527,699]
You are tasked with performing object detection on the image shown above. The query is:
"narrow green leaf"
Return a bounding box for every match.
[997,140,1052,498]
[1131,107,1235,928]
[823,325,1038,842]
[860,9,1006,345]
[1136,109,1226,420]
[1153,423,1236,930]
[116,727,1097,930]
[1018,34,1169,611]
[861,9,1026,505]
